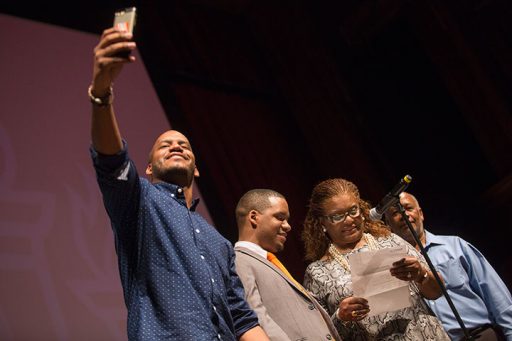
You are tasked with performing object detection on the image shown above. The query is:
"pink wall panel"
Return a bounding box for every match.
[0,14,212,340]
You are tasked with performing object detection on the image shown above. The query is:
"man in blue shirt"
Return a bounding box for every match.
[384,192,512,340]
[88,26,268,340]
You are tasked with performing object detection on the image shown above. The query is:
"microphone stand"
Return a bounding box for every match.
[396,202,473,341]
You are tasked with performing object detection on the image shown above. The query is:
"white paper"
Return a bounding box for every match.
[349,245,411,316]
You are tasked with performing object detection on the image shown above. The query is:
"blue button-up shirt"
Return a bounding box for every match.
[91,144,258,340]
[424,230,512,340]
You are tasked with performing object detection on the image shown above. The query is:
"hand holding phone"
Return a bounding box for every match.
[113,7,136,58]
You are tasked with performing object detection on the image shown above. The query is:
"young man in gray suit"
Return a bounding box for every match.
[234,189,340,341]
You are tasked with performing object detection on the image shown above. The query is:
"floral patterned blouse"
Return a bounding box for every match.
[304,233,450,341]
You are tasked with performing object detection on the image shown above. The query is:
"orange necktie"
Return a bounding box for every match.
[267,252,308,295]
[267,252,338,340]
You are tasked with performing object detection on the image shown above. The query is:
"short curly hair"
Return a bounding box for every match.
[302,178,390,261]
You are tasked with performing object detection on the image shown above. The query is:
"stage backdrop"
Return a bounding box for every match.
[0,14,212,340]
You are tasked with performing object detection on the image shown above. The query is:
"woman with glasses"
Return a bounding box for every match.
[302,178,449,340]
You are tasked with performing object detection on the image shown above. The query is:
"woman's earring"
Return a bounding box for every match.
[322,226,327,233]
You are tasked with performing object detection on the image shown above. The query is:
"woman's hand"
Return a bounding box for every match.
[390,256,427,282]
[336,296,370,322]
[391,256,443,299]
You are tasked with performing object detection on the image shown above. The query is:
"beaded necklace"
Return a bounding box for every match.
[328,233,379,272]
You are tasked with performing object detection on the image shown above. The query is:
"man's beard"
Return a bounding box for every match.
[152,163,194,186]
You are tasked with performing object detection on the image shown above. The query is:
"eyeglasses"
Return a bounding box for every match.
[323,206,361,224]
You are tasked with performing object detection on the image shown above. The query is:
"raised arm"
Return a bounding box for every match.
[90,27,136,155]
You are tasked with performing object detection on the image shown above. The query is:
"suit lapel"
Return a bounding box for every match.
[235,246,311,300]
[235,246,342,341]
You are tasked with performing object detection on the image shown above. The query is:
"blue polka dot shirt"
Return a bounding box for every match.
[91,143,258,340]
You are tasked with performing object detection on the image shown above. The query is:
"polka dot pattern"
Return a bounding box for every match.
[91,145,258,340]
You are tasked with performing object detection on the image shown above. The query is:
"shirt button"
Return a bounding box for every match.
[195,229,200,233]
[200,255,205,260]
[217,334,221,340]
[326,334,332,340]
[213,306,217,312]
[211,278,215,283]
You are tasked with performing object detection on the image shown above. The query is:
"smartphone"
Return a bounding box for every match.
[113,7,137,58]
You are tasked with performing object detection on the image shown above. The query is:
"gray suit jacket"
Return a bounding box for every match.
[234,246,340,341]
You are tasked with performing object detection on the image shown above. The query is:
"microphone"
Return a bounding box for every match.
[369,175,412,221]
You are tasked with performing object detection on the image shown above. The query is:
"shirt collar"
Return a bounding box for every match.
[154,182,200,211]
[235,241,268,259]
[425,230,446,247]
